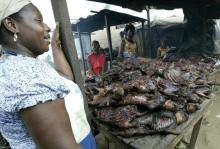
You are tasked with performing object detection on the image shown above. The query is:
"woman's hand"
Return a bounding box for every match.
[51,22,74,80]
[51,22,61,50]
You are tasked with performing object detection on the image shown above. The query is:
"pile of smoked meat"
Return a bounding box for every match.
[85,58,214,137]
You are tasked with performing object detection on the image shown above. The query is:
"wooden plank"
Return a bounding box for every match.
[94,99,212,149]
[50,0,91,122]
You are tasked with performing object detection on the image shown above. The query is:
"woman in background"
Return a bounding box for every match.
[157,38,169,58]
[87,40,106,76]
[119,23,137,58]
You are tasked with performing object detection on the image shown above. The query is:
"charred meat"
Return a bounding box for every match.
[94,105,146,128]
[120,92,165,110]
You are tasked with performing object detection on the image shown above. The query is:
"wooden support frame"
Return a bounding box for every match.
[105,14,113,67]
[141,21,145,57]
[201,7,207,54]
[77,25,87,76]
[146,7,151,58]
[50,0,91,122]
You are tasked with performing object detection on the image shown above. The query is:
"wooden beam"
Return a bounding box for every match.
[104,14,113,68]
[202,7,207,54]
[141,21,145,57]
[77,25,87,76]
[146,8,151,58]
[50,0,91,121]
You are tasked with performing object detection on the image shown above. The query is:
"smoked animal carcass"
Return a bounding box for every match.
[119,92,165,110]
[94,105,146,128]
[86,57,214,137]
[111,111,188,137]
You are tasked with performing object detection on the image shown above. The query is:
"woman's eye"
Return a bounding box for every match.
[35,19,42,23]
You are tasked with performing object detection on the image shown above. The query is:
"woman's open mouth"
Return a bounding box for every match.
[44,34,51,44]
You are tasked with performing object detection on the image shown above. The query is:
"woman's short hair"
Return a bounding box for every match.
[92,40,100,45]
[124,23,135,33]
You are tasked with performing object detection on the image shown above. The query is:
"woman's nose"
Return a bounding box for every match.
[44,23,51,33]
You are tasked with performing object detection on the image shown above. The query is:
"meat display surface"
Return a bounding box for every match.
[85,57,214,137]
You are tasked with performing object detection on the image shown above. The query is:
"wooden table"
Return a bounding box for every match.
[94,99,213,149]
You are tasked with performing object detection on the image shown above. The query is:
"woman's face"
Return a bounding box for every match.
[126,29,134,40]
[92,42,100,53]
[16,4,51,56]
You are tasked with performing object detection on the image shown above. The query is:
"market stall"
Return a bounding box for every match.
[71,9,146,71]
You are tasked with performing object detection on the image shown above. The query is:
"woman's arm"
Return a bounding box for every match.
[20,99,82,149]
[51,23,74,81]
[119,40,125,57]
[102,55,107,74]
[87,54,94,76]
[157,48,161,58]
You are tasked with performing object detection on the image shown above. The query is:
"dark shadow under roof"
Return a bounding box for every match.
[88,0,220,18]
[72,9,146,33]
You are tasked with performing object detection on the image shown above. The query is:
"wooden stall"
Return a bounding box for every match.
[86,1,219,149]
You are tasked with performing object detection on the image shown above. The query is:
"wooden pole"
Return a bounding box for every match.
[50,0,91,122]
[89,32,92,45]
[141,21,145,57]
[202,7,207,54]
[77,25,86,76]
[105,14,113,68]
[146,8,151,57]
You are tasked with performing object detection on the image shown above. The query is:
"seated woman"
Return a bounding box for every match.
[87,40,106,76]
[157,38,169,58]
[0,1,96,149]
[119,23,137,58]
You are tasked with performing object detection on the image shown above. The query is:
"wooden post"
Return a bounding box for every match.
[77,25,86,76]
[105,14,113,68]
[141,21,145,57]
[146,8,151,57]
[89,32,92,45]
[50,0,91,122]
[202,7,207,54]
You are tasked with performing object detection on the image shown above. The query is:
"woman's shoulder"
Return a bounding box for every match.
[88,51,95,58]
[0,55,70,112]
[3,55,55,75]
[0,55,61,88]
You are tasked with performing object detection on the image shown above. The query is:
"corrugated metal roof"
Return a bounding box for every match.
[72,9,146,32]
[88,0,219,10]
[87,0,220,18]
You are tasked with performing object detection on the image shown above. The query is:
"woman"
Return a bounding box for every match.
[119,23,137,58]
[157,38,169,58]
[0,0,96,149]
[87,40,106,76]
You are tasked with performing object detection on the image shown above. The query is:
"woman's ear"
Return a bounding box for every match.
[2,17,19,34]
